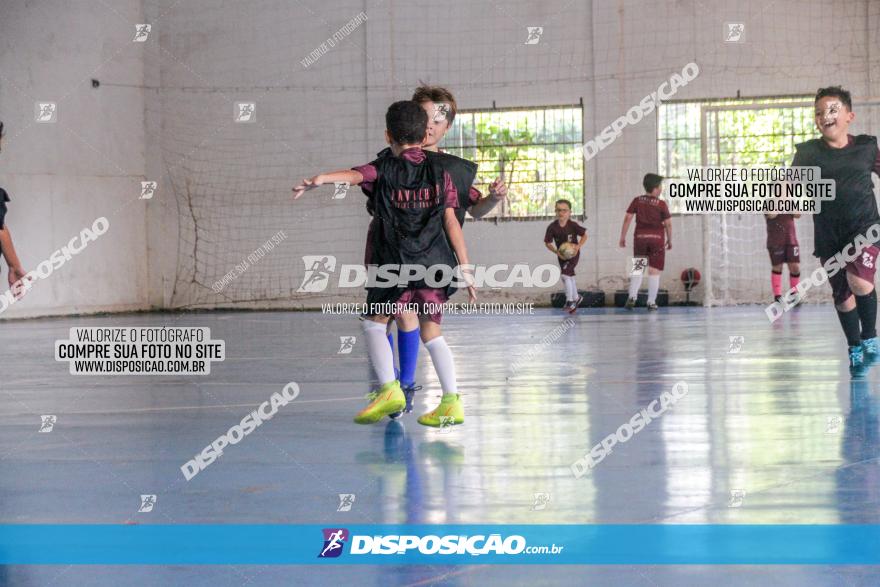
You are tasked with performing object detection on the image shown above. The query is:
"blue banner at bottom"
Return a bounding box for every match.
[1,524,878,565]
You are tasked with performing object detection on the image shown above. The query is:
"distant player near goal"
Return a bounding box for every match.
[544,199,588,313]
[765,213,801,303]
[619,173,672,310]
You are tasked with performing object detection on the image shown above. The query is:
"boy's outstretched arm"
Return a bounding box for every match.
[292,169,363,200]
[443,207,477,303]
[619,212,634,247]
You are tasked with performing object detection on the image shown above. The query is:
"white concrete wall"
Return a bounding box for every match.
[3,0,878,315]
[148,0,880,309]
[0,0,149,318]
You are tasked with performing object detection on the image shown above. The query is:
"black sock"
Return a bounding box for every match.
[856,290,878,340]
[837,308,863,347]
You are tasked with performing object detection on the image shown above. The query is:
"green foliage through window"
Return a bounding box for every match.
[658,97,820,213]
[443,106,584,219]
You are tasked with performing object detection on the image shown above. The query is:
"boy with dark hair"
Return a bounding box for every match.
[793,86,880,377]
[619,173,672,310]
[544,199,588,313]
[365,86,507,418]
[293,100,476,426]
[0,121,28,294]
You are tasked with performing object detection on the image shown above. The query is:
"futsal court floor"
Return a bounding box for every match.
[2,305,879,586]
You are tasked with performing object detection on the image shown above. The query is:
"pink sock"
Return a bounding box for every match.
[771,272,782,297]
[789,274,800,290]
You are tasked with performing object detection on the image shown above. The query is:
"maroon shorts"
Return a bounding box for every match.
[633,235,666,271]
[393,288,449,324]
[822,245,879,306]
[559,255,580,277]
[767,244,800,266]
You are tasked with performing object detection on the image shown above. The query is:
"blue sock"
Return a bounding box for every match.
[387,332,399,380]
[397,327,420,387]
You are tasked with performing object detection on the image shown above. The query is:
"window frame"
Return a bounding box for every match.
[441,103,586,222]
[656,94,816,216]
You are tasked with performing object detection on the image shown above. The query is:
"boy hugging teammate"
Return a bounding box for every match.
[293,101,476,426]
[363,86,507,416]
[544,199,588,313]
[793,86,880,377]
[619,173,672,310]
[765,213,801,303]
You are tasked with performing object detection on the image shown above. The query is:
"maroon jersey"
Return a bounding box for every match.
[545,219,586,276]
[544,219,586,248]
[627,195,670,240]
[765,214,799,248]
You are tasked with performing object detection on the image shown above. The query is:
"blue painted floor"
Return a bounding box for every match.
[2,306,880,585]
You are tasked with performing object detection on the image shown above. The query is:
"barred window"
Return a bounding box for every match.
[443,105,584,219]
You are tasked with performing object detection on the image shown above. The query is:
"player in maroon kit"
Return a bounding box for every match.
[544,199,588,313]
[618,173,672,310]
[765,213,801,303]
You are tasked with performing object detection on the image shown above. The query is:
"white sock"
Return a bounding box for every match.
[363,320,395,385]
[561,275,577,302]
[647,274,660,304]
[424,336,458,395]
[628,275,643,299]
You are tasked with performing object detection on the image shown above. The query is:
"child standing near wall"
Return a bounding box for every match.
[619,174,672,311]
[544,199,588,313]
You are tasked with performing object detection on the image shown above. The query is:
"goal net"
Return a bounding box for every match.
[144,0,879,310]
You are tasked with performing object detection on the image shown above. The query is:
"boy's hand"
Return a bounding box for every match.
[619,238,626,248]
[8,265,27,289]
[9,267,32,299]
[489,178,507,200]
[292,175,324,200]
[459,266,477,303]
[666,241,672,250]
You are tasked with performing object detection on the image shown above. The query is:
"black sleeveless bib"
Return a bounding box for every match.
[366,148,477,226]
[795,135,880,258]
[365,151,459,306]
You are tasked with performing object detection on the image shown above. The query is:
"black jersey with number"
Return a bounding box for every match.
[793,135,880,258]
[367,147,477,226]
[365,151,458,305]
